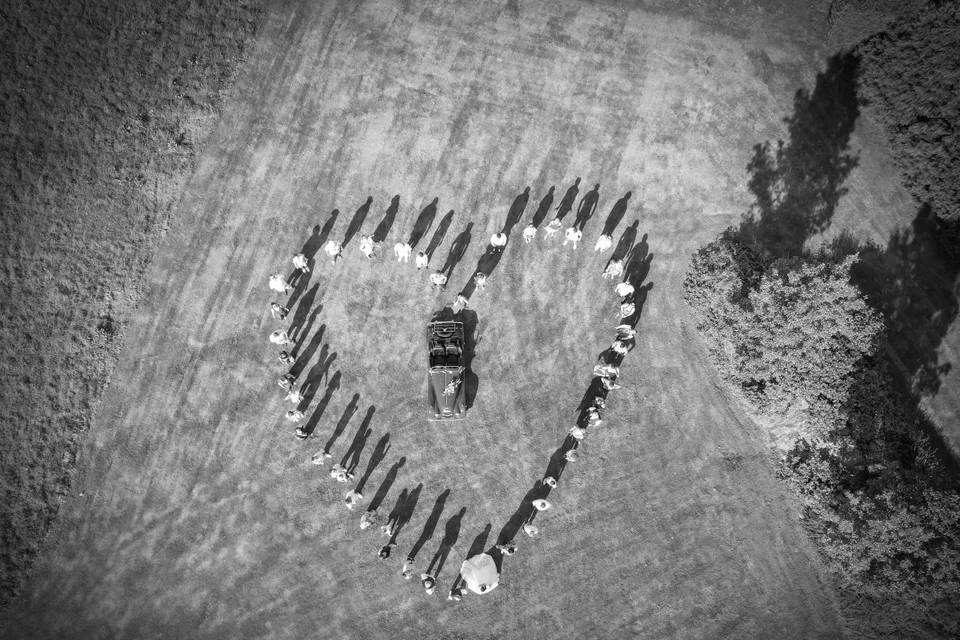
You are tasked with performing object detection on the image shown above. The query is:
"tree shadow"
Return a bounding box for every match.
[301,370,341,437]
[342,196,373,248]
[408,197,439,248]
[323,392,359,454]
[730,50,861,263]
[290,321,326,377]
[426,506,466,578]
[355,431,389,495]
[574,183,601,231]
[368,456,405,513]
[372,195,401,244]
[440,222,474,280]
[530,186,555,229]
[555,178,581,222]
[340,406,375,473]
[424,210,455,260]
[501,187,530,236]
[407,489,450,561]
[601,192,632,236]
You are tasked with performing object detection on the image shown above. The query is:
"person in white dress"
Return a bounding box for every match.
[415,251,429,270]
[614,282,634,298]
[594,234,613,252]
[323,240,342,264]
[563,226,582,249]
[269,273,291,294]
[522,224,536,244]
[603,259,624,280]
[292,253,310,272]
[394,242,412,263]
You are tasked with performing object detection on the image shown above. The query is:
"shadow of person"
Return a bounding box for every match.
[286,266,314,311]
[555,177,581,222]
[368,456,405,513]
[530,186,555,228]
[406,489,451,561]
[424,209,455,260]
[323,392,359,454]
[497,482,541,544]
[466,523,491,558]
[601,191,632,236]
[355,430,389,495]
[300,224,324,260]
[625,252,654,288]
[290,321,326,377]
[342,195,373,248]
[475,244,505,279]
[372,195,401,244]
[625,281,654,330]
[574,183,601,230]
[427,506,466,578]
[290,305,323,360]
[298,346,337,407]
[288,283,320,342]
[408,197,439,248]
[609,222,639,266]
[501,186,530,235]
[302,370,342,436]
[460,309,480,409]
[440,222,474,279]
[388,483,423,542]
[341,406,375,473]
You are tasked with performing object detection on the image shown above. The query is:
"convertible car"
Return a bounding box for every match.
[427,319,465,419]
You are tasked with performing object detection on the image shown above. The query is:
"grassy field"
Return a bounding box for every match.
[3,0,946,638]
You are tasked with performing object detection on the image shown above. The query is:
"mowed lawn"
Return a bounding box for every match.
[8,1,861,638]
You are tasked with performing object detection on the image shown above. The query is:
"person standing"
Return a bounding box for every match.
[544,218,562,238]
[532,498,552,511]
[603,259,624,280]
[394,242,412,263]
[416,251,429,270]
[270,302,289,320]
[563,226,582,248]
[490,232,507,252]
[285,409,305,423]
[474,272,486,291]
[522,224,536,244]
[419,573,437,595]
[323,240,342,264]
[430,271,448,289]
[269,273,291,294]
[594,234,613,252]
[292,253,310,273]
[269,329,292,346]
[359,235,376,260]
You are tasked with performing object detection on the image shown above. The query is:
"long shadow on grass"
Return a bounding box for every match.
[355,432,390,496]
[440,222,473,280]
[342,196,373,248]
[301,370,341,437]
[573,183,601,231]
[530,186,555,229]
[606,222,639,272]
[426,506,466,579]
[501,187,530,236]
[408,198,439,249]
[340,406,375,474]
[424,210,455,261]
[554,177,581,222]
[323,393,359,454]
[372,195,400,244]
[406,489,450,562]
[600,192,632,237]
[288,283,319,342]
[290,321,325,377]
[368,457,405,513]
[387,483,423,544]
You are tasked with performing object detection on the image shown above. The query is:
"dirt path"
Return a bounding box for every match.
[9,1,850,638]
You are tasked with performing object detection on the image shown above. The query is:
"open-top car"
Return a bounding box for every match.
[427,319,465,419]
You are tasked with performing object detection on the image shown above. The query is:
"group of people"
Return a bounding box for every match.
[259,182,647,602]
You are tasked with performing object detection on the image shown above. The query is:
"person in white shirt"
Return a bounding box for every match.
[563,226,582,248]
[394,242,412,263]
[285,388,304,404]
[269,329,291,346]
[490,232,507,252]
[594,234,613,252]
[522,224,536,244]
[452,294,468,314]
[323,240,342,264]
[474,272,486,291]
[522,522,539,537]
[268,273,291,294]
[430,271,447,289]
[285,409,305,423]
[544,218,562,238]
[270,302,289,320]
[344,489,363,510]
[532,498,552,511]
[415,251,429,270]
[358,235,375,260]
[614,282,634,298]
[603,259,624,280]
[292,253,310,272]
[360,509,379,530]
[619,301,636,318]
